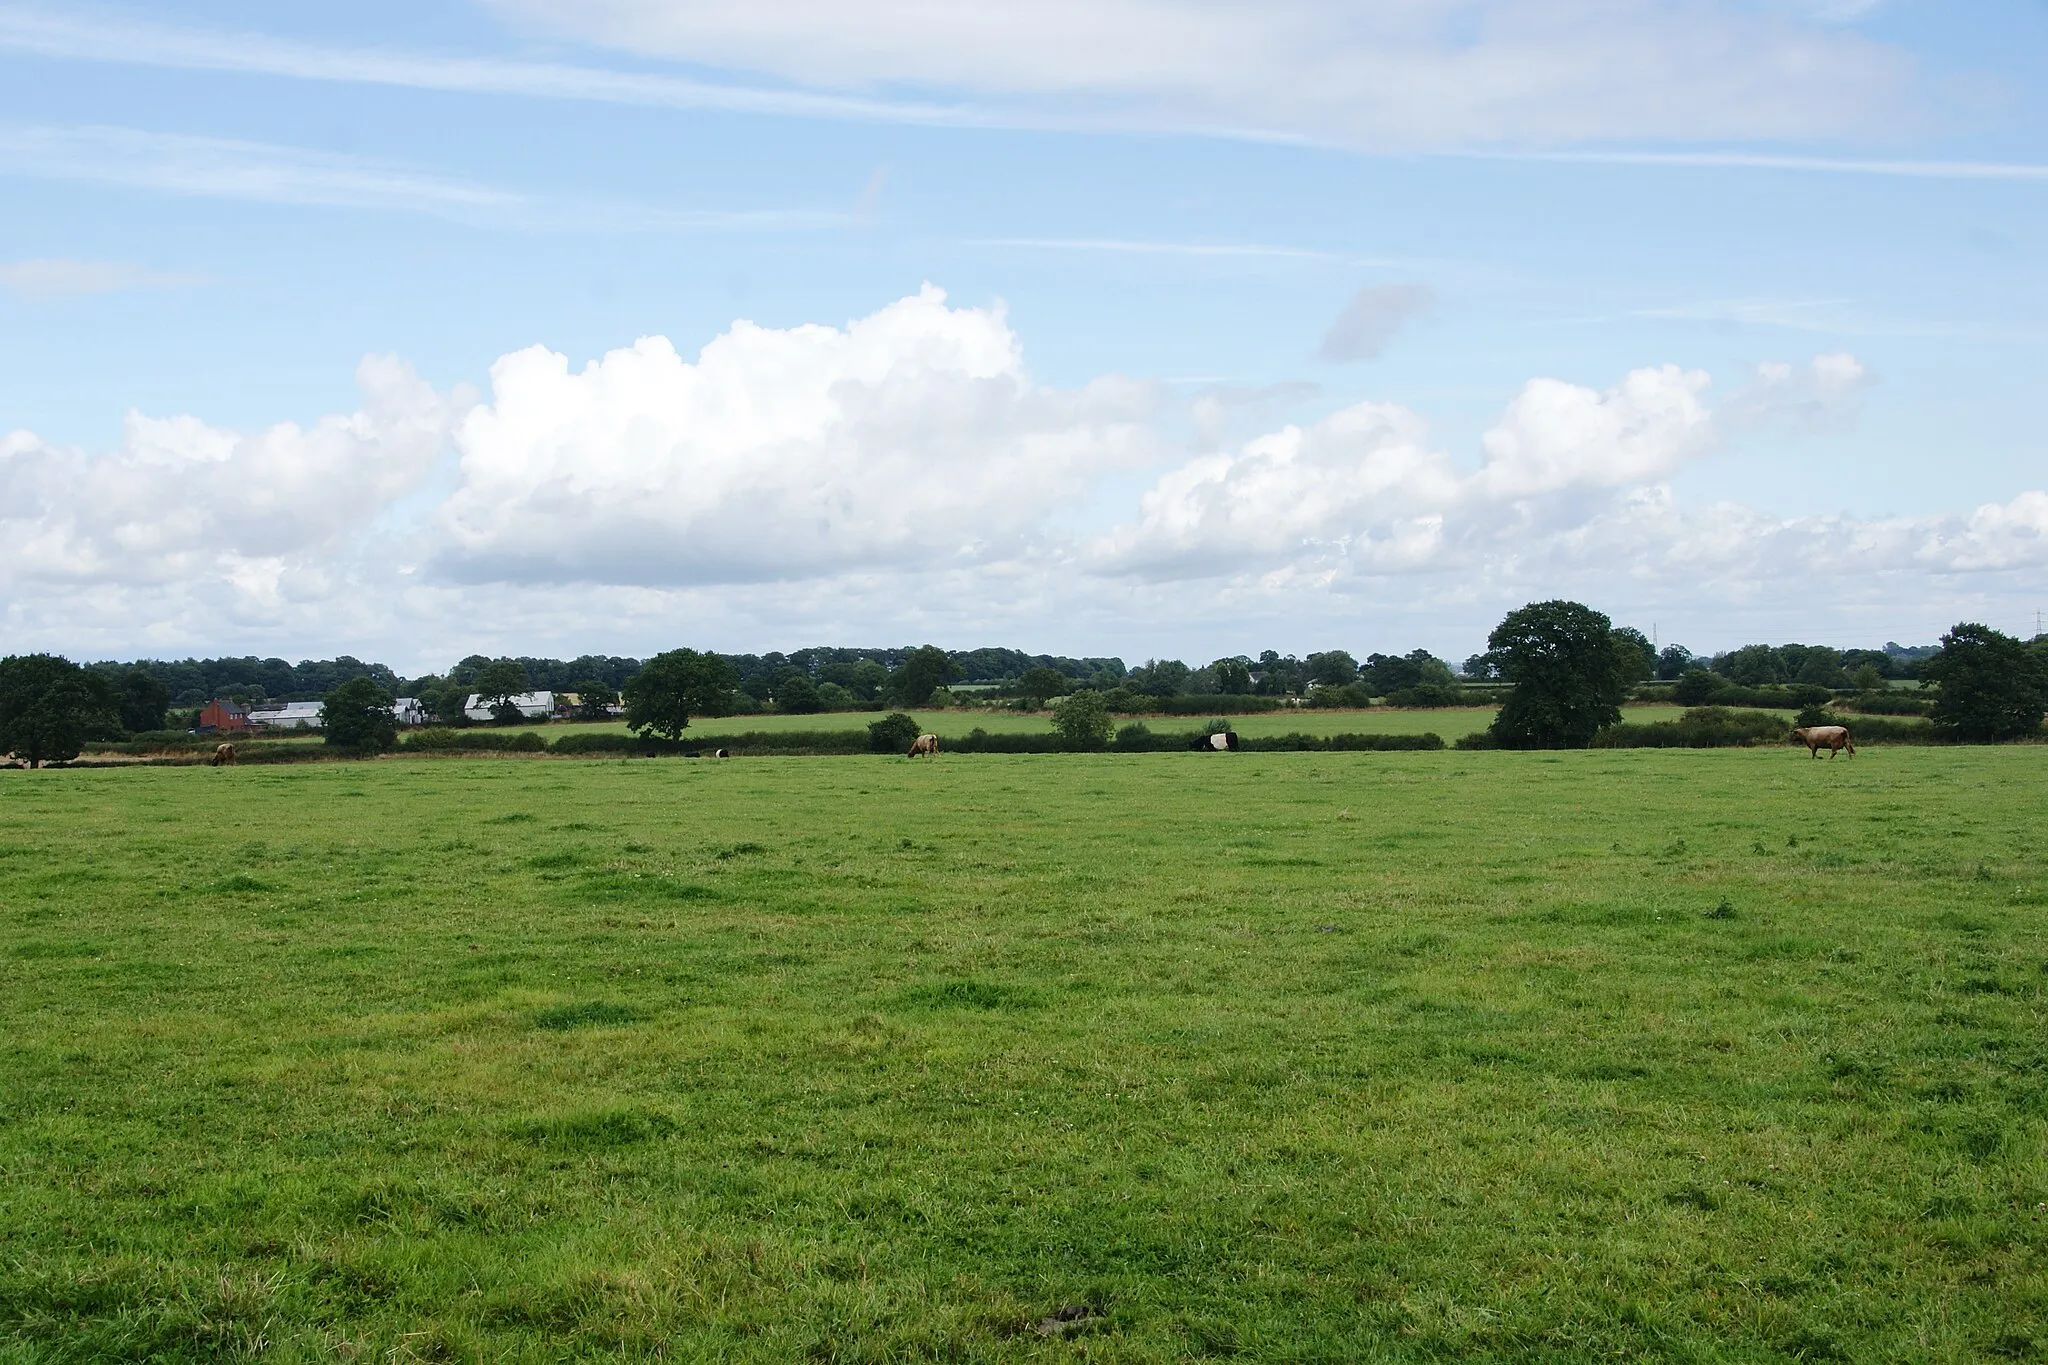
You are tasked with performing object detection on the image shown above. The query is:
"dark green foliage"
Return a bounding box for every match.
[1385,682,1466,707]
[0,654,118,767]
[1113,722,1152,751]
[1208,656,1253,693]
[569,681,619,720]
[322,677,399,754]
[623,649,741,740]
[1924,622,2048,742]
[472,659,529,711]
[1591,707,1790,749]
[1486,600,1637,749]
[1017,666,1068,707]
[1304,650,1359,687]
[1672,668,1720,705]
[1240,731,1443,752]
[112,667,170,733]
[774,672,822,714]
[887,646,957,706]
[1113,694,1283,715]
[1050,691,1113,750]
[868,712,924,754]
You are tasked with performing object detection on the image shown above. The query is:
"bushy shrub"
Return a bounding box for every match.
[1114,722,1152,751]
[1384,682,1466,708]
[868,712,923,754]
[1840,691,1931,716]
[1306,683,1373,708]
[1591,707,1789,748]
[1239,732,1444,752]
[1453,732,1500,750]
[1051,691,1114,750]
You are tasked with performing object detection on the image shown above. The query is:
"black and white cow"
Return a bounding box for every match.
[1189,731,1239,751]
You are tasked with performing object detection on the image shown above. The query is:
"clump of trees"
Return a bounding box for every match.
[0,654,119,767]
[321,678,398,755]
[1924,623,2046,741]
[1050,691,1114,750]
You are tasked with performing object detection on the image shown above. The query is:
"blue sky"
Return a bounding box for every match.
[1,1,2044,673]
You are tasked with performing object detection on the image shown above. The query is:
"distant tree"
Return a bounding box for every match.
[1654,644,1695,680]
[1794,647,1850,689]
[868,711,923,753]
[473,659,529,712]
[1714,644,1786,686]
[1672,668,1722,706]
[322,677,398,754]
[115,666,171,733]
[1210,657,1253,694]
[849,659,890,701]
[1305,650,1360,688]
[1461,653,1498,681]
[624,649,741,741]
[889,646,958,706]
[1610,628,1656,682]
[1850,663,1886,694]
[776,671,823,714]
[1924,622,2047,742]
[1050,690,1114,750]
[1018,666,1068,708]
[1127,658,1191,698]
[418,679,470,726]
[0,654,119,767]
[571,681,619,720]
[816,681,854,710]
[1486,600,1637,749]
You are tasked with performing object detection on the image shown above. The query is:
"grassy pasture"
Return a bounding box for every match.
[517,704,1740,743]
[1,747,2042,1361]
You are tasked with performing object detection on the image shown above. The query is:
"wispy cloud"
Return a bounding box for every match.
[1490,149,2048,181]
[0,124,842,230]
[972,238,1365,265]
[0,6,1002,130]
[0,256,204,299]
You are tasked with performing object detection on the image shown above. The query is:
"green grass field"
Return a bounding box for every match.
[3,747,2041,1361]
[520,704,1736,743]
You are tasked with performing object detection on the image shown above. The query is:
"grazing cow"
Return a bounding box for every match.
[211,742,237,767]
[1189,731,1239,751]
[713,748,730,759]
[907,733,940,758]
[1790,725,1855,758]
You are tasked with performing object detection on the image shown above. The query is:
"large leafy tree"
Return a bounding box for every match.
[1924,622,2047,742]
[1209,657,1253,694]
[322,677,398,754]
[0,654,119,767]
[624,649,740,740]
[570,680,619,720]
[115,666,171,733]
[888,646,957,706]
[473,659,529,711]
[1486,600,1637,749]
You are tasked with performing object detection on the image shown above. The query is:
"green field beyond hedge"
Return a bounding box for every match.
[518,704,1742,743]
[3,749,2043,1360]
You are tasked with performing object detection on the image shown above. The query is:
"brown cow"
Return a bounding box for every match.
[1790,725,1854,758]
[906,733,940,758]
[211,742,237,767]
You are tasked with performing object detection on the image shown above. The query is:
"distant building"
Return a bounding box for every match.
[394,697,428,726]
[196,699,250,733]
[247,701,325,730]
[464,690,555,722]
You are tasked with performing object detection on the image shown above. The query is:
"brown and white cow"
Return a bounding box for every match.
[906,733,940,758]
[211,742,237,767]
[1790,725,1855,758]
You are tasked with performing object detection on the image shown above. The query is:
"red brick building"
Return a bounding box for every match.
[196,699,251,733]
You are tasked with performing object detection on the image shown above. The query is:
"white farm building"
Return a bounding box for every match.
[463,691,555,722]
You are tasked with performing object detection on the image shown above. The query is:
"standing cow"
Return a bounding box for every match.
[907,734,940,758]
[211,742,237,767]
[1790,725,1855,758]
[1189,731,1239,751]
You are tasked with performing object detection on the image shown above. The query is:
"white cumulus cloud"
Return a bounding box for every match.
[433,284,1159,585]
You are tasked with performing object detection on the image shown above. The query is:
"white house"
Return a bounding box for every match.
[247,701,325,730]
[464,690,555,722]
[394,697,428,726]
